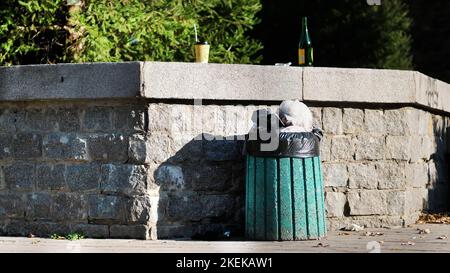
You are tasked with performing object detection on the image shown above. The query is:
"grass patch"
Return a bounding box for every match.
[50,232,85,240]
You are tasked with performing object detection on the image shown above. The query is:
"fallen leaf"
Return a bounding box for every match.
[437,235,447,240]
[378,241,384,245]
[338,232,351,236]
[418,213,450,224]
[401,241,415,246]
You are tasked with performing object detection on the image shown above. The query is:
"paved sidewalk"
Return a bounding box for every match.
[0,224,449,253]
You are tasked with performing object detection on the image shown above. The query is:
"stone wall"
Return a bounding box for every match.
[145,103,449,238]
[0,101,156,239]
[0,62,449,239]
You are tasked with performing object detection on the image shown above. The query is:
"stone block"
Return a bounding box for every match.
[320,135,331,162]
[146,132,171,163]
[0,192,25,218]
[52,193,87,221]
[222,105,243,137]
[87,134,128,162]
[184,163,233,192]
[12,133,42,159]
[142,62,303,101]
[348,163,378,189]
[325,192,346,217]
[101,164,147,196]
[384,109,410,136]
[417,110,432,136]
[385,191,406,215]
[71,224,109,238]
[148,103,172,132]
[364,109,385,134]
[26,192,52,219]
[348,191,384,215]
[4,164,35,191]
[167,194,235,222]
[88,194,123,221]
[385,136,411,160]
[66,164,101,191]
[201,105,226,135]
[0,109,16,132]
[23,108,57,132]
[348,190,405,216]
[342,108,364,134]
[309,107,322,128]
[331,136,354,161]
[128,134,150,164]
[0,134,13,159]
[126,195,152,224]
[405,188,426,214]
[36,164,66,191]
[303,67,415,104]
[0,62,141,101]
[169,132,203,162]
[419,136,434,160]
[26,221,71,238]
[110,224,150,239]
[354,135,385,160]
[203,139,242,162]
[154,164,185,191]
[47,107,81,132]
[322,108,343,135]
[113,105,146,132]
[323,163,348,187]
[376,162,406,190]
[156,225,194,239]
[83,107,112,131]
[170,104,194,135]
[43,133,88,161]
[406,162,428,188]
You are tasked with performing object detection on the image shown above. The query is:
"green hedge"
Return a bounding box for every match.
[0,0,263,65]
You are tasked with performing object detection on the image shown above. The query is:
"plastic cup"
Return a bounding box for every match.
[195,42,210,63]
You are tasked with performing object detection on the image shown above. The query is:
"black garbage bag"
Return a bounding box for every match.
[246,128,323,158]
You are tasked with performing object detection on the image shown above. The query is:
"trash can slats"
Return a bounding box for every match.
[245,156,256,238]
[246,155,326,240]
[304,158,319,238]
[265,158,279,240]
[292,158,308,240]
[279,158,294,240]
[255,158,266,240]
[315,157,326,237]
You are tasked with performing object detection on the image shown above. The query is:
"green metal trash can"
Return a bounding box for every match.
[245,130,326,240]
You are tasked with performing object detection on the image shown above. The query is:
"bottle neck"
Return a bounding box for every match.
[302,17,308,30]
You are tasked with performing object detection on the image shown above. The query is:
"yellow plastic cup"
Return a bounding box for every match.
[195,42,210,63]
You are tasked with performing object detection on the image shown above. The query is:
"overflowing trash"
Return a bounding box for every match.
[246,100,323,156]
[278,100,313,133]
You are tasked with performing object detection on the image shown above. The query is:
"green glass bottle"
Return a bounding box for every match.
[298,17,313,66]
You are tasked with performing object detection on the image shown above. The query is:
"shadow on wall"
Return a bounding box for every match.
[153,133,246,240]
[427,122,450,213]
